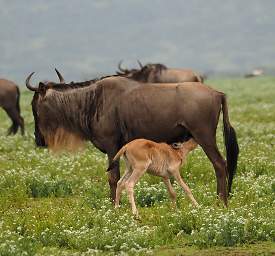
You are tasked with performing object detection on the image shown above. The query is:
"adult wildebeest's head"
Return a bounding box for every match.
[25,69,66,147]
[26,69,99,150]
[117,61,204,83]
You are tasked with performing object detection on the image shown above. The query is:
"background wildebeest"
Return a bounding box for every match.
[0,78,24,135]
[117,61,204,83]
[244,68,264,78]
[26,73,239,206]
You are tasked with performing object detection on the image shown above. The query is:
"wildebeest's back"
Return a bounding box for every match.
[150,69,200,83]
[116,82,222,144]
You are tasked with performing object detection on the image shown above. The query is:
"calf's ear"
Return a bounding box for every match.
[171,142,182,149]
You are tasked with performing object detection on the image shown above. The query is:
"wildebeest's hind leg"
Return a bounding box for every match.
[191,130,228,206]
[4,107,20,135]
[18,116,24,135]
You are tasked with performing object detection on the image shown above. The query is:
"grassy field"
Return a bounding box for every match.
[0,77,274,255]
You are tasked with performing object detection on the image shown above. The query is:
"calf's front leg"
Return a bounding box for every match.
[162,177,177,206]
[173,172,199,207]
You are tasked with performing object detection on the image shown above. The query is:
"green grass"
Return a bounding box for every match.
[0,77,274,255]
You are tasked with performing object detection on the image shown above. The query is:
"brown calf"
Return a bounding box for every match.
[110,138,199,216]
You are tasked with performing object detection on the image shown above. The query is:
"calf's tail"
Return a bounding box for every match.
[106,145,127,172]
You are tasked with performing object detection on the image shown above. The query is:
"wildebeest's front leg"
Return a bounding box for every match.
[107,153,120,203]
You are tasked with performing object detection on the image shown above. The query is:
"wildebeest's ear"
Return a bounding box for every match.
[38,82,47,95]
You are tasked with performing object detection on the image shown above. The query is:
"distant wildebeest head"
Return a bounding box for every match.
[0,78,24,135]
[117,61,204,83]
[26,73,238,207]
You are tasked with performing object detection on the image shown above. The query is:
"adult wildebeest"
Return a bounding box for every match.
[0,78,24,135]
[117,61,204,83]
[26,73,239,206]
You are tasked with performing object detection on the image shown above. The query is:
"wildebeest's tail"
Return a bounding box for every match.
[15,86,21,114]
[221,94,239,196]
[106,145,127,172]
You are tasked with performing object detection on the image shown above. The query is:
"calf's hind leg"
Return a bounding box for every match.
[124,166,147,216]
[115,170,132,208]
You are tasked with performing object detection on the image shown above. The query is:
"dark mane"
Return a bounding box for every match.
[97,73,122,81]
[46,74,123,92]
[44,64,168,93]
[116,63,168,81]
[46,79,98,92]
[44,83,104,141]
[143,63,167,71]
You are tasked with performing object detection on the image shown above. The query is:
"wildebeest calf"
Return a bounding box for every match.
[109,138,199,216]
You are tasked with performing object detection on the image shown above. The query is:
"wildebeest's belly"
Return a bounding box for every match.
[122,119,191,144]
[117,85,195,144]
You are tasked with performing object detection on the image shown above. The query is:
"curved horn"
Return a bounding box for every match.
[118,60,127,72]
[25,72,39,92]
[137,60,143,69]
[55,68,65,83]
